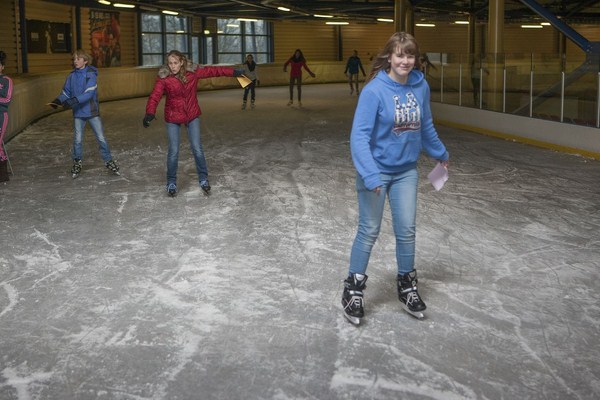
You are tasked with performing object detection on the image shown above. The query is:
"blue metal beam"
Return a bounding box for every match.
[518,0,600,54]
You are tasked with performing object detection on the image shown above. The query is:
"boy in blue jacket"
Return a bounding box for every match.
[342,32,450,325]
[49,49,119,178]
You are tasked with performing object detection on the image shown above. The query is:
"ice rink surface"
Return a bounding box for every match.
[1,83,599,399]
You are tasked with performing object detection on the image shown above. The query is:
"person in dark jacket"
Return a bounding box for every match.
[283,49,315,107]
[143,50,243,196]
[0,50,13,182]
[49,49,120,178]
[344,50,366,95]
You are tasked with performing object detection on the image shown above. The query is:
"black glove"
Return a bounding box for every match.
[62,97,79,109]
[143,114,155,128]
[233,68,245,77]
[49,97,62,109]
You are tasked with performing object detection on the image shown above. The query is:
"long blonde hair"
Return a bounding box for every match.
[366,32,421,83]
[167,50,189,83]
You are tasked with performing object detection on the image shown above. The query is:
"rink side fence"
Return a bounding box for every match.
[4,61,600,159]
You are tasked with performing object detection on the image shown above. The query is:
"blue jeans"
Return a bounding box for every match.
[72,116,113,161]
[166,118,208,185]
[349,169,418,276]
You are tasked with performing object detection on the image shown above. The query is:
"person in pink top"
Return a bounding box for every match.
[283,49,316,107]
[0,50,13,182]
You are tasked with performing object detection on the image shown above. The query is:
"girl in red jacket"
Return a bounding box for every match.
[283,49,315,107]
[143,50,243,196]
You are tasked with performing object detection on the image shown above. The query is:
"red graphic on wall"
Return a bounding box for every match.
[90,10,121,67]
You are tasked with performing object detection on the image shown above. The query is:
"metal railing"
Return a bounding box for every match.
[423,53,600,128]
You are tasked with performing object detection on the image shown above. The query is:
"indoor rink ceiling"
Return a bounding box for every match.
[79,0,600,24]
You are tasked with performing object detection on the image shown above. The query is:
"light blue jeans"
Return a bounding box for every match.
[166,118,208,185]
[72,116,113,161]
[349,169,418,276]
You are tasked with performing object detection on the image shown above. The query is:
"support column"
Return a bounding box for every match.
[394,0,406,33]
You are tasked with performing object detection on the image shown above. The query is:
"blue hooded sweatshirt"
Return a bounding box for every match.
[58,65,101,119]
[350,69,449,190]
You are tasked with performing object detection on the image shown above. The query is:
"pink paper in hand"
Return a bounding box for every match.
[428,162,448,191]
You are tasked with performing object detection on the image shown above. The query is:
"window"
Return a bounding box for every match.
[216,18,271,64]
[140,13,190,66]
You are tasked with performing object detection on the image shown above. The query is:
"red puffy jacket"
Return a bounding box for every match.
[145,65,235,124]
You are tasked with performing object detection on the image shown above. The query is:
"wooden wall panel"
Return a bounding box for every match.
[0,0,19,74]
[340,23,394,66]
[504,25,558,55]
[273,20,338,63]
[24,0,73,73]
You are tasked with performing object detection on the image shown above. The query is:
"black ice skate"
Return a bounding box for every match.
[200,179,211,196]
[105,159,120,176]
[166,183,177,197]
[71,159,82,179]
[241,101,247,110]
[397,270,426,319]
[342,273,368,325]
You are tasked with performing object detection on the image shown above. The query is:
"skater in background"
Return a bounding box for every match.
[0,50,13,183]
[283,49,315,107]
[344,50,366,95]
[241,54,259,110]
[143,50,243,196]
[49,49,120,178]
[342,32,450,325]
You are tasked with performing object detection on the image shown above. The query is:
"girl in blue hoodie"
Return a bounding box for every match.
[342,32,450,325]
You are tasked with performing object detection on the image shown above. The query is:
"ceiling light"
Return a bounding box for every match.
[455,21,469,24]
[521,24,543,28]
[226,23,239,27]
[113,3,135,8]
[204,30,210,34]
[277,7,290,12]
[377,18,393,23]
[98,0,111,5]
[162,10,178,15]
[416,23,435,27]
[314,14,333,18]
[238,18,258,22]
[541,22,551,26]
[326,21,349,25]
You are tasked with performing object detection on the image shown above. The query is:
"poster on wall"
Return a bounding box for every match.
[90,10,121,67]
[26,20,71,54]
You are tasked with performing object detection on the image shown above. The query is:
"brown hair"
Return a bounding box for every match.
[167,50,189,84]
[72,49,92,64]
[366,32,421,83]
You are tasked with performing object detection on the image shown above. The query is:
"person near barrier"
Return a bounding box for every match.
[283,49,315,107]
[0,50,14,182]
[241,54,259,110]
[344,50,366,95]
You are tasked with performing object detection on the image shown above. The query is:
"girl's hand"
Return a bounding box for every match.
[439,159,450,169]
[373,186,381,194]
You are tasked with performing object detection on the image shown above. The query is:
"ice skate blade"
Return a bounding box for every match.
[402,305,425,319]
[168,192,177,198]
[72,174,79,179]
[343,313,362,326]
[201,188,211,196]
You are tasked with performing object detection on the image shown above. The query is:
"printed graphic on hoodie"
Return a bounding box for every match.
[393,92,421,134]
